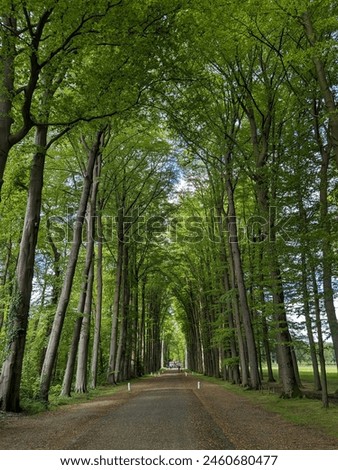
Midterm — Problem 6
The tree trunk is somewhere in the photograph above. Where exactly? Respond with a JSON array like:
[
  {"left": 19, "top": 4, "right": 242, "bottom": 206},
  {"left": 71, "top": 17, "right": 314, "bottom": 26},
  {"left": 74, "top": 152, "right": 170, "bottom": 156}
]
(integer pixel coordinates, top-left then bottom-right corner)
[
  {"left": 262, "top": 317, "right": 275, "bottom": 383},
  {"left": 60, "top": 232, "right": 96, "bottom": 396},
  {"left": 270, "top": 261, "right": 302, "bottom": 397},
  {"left": 222, "top": 261, "right": 241, "bottom": 384},
  {"left": 300, "top": 251, "right": 321, "bottom": 390},
  {"left": 225, "top": 171, "right": 260, "bottom": 389},
  {"left": 0, "top": 240, "right": 12, "bottom": 332},
  {"left": 61, "top": 316, "right": 83, "bottom": 397},
  {"left": 46, "top": 217, "right": 62, "bottom": 304},
  {"left": 265, "top": 213, "right": 301, "bottom": 397},
  {"left": 107, "top": 206, "right": 124, "bottom": 384},
  {"left": 39, "top": 219, "right": 62, "bottom": 371},
  {"left": 61, "top": 157, "right": 100, "bottom": 396},
  {"left": 256, "top": 242, "right": 275, "bottom": 383},
  {"left": 255, "top": 177, "right": 301, "bottom": 397},
  {"left": 296, "top": 175, "right": 320, "bottom": 389},
  {"left": 227, "top": 236, "right": 249, "bottom": 387},
  {"left": 131, "top": 265, "right": 139, "bottom": 378},
  {"left": 311, "top": 265, "right": 329, "bottom": 408},
  {"left": 75, "top": 258, "right": 94, "bottom": 393},
  {"left": 39, "top": 130, "right": 104, "bottom": 403},
  {"left": 290, "top": 345, "right": 302, "bottom": 389},
  {"left": 139, "top": 278, "right": 146, "bottom": 372},
  {"left": 0, "top": 125, "right": 47, "bottom": 412},
  {"left": 114, "top": 244, "right": 129, "bottom": 383},
  {"left": 216, "top": 203, "right": 240, "bottom": 383},
  {"left": 91, "top": 201, "right": 103, "bottom": 389}
]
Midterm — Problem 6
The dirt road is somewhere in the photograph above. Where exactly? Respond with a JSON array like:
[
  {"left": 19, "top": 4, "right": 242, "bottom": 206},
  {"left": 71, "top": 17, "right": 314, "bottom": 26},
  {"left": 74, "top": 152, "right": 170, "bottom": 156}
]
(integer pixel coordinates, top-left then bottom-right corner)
[{"left": 0, "top": 372, "right": 337, "bottom": 450}]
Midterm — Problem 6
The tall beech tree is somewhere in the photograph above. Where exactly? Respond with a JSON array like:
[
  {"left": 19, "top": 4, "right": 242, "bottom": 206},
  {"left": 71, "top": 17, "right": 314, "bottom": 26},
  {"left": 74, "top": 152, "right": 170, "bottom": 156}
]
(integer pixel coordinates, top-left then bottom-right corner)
[
  {"left": 39, "top": 129, "right": 106, "bottom": 403},
  {"left": 0, "top": 57, "right": 71, "bottom": 410},
  {"left": 0, "top": 124, "right": 47, "bottom": 411},
  {"left": 61, "top": 155, "right": 101, "bottom": 396}
]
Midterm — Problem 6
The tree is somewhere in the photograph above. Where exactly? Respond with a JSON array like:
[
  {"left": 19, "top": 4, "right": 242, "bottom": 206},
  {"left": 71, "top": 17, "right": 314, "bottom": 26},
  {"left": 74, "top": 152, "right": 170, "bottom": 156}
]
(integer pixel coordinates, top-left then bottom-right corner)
[
  {"left": 0, "top": 124, "right": 47, "bottom": 411},
  {"left": 40, "top": 128, "right": 106, "bottom": 403}
]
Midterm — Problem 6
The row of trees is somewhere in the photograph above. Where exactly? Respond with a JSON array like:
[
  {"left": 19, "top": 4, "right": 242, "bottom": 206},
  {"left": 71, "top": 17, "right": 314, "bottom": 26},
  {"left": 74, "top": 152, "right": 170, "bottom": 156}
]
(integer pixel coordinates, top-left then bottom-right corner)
[
  {"left": 165, "top": 0, "right": 338, "bottom": 406},
  {"left": 0, "top": 113, "right": 177, "bottom": 410},
  {"left": 0, "top": 0, "right": 337, "bottom": 412},
  {"left": 0, "top": 0, "right": 181, "bottom": 412}
]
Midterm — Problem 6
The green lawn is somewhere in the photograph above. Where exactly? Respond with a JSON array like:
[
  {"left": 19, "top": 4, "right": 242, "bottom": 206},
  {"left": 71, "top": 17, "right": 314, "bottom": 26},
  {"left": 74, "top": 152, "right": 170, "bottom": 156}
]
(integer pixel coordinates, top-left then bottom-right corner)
[{"left": 295, "top": 365, "right": 338, "bottom": 393}]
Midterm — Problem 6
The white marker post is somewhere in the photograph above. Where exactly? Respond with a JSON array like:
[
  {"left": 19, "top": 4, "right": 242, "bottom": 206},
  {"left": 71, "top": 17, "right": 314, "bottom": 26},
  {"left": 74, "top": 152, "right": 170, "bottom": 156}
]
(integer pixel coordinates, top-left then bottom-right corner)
[
  {"left": 197, "top": 381, "right": 201, "bottom": 389},
  {"left": 128, "top": 383, "right": 131, "bottom": 392}
]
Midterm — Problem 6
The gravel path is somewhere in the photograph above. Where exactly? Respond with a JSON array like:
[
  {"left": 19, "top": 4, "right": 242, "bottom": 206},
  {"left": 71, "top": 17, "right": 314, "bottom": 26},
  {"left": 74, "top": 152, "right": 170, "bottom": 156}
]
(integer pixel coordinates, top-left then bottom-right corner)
[{"left": 0, "top": 372, "right": 337, "bottom": 450}]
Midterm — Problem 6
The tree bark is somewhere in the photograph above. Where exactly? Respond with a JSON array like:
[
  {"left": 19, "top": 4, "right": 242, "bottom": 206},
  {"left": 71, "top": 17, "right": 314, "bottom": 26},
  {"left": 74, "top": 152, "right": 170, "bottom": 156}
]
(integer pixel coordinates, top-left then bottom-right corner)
[
  {"left": 130, "top": 259, "right": 139, "bottom": 378},
  {"left": 74, "top": 258, "right": 94, "bottom": 393},
  {"left": 46, "top": 217, "right": 62, "bottom": 304},
  {"left": 0, "top": 124, "right": 47, "bottom": 412},
  {"left": 0, "top": 240, "right": 12, "bottom": 332},
  {"left": 90, "top": 200, "right": 103, "bottom": 388},
  {"left": 114, "top": 244, "right": 130, "bottom": 383},
  {"left": 60, "top": 316, "right": 83, "bottom": 397},
  {"left": 139, "top": 278, "right": 146, "bottom": 372},
  {"left": 228, "top": 253, "right": 249, "bottom": 387},
  {"left": 107, "top": 206, "right": 124, "bottom": 384},
  {"left": 311, "top": 264, "right": 329, "bottom": 408}
]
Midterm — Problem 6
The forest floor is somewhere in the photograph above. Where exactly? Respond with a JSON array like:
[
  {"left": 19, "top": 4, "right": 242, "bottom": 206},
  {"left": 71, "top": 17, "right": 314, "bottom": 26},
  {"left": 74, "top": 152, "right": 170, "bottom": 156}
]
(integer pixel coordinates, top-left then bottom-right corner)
[{"left": 0, "top": 371, "right": 337, "bottom": 450}]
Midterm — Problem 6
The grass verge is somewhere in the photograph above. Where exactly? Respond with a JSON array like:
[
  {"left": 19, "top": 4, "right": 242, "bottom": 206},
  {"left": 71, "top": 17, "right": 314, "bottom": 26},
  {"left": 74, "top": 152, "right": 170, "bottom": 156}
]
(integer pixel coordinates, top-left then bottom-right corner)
[
  {"left": 196, "top": 373, "right": 338, "bottom": 440},
  {"left": 20, "top": 380, "right": 137, "bottom": 415}
]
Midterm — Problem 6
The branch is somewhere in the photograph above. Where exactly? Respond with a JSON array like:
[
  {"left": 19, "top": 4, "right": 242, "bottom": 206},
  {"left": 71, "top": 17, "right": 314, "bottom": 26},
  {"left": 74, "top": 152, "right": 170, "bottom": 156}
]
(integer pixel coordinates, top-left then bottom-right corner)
[
  {"left": 45, "top": 84, "right": 147, "bottom": 127},
  {"left": 39, "top": 1, "right": 123, "bottom": 69},
  {"left": 23, "top": 7, "right": 34, "bottom": 38},
  {"left": 8, "top": 9, "right": 54, "bottom": 146},
  {"left": 46, "top": 126, "right": 72, "bottom": 150}
]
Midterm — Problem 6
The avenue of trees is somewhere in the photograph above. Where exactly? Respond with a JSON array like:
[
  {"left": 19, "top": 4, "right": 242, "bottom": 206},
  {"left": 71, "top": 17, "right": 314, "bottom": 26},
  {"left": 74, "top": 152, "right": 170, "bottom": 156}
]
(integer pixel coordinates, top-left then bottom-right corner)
[{"left": 0, "top": 0, "right": 337, "bottom": 412}]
